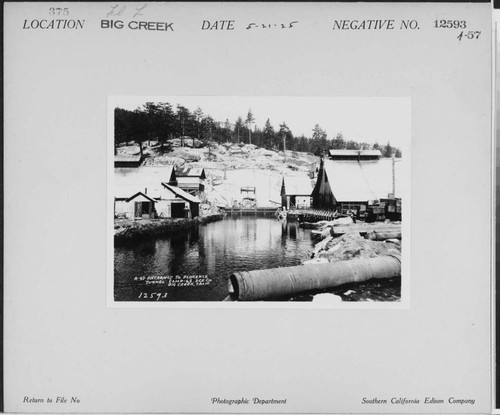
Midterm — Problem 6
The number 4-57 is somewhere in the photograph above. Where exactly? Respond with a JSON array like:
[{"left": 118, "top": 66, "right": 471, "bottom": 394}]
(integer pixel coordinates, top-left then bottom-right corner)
[{"left": 457, "top": 31, "right": 480, "bottom": 41}]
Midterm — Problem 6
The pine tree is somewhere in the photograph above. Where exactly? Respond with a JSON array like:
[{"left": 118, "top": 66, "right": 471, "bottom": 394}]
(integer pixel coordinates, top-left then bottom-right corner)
[
  {"left": 382, "top": 141, "right": 394, "bottom": 157},
  {"left": 279, "top": 122, "right": 291, "bottom": 162},
  {"left": 245, "top": 109, "right": 255, "bottom": 144},
  {"left": 263, "top": 118, "right": 275, "bottom": 149},
  {"left": 331, "top": 132, "right": 345, "bottom": 149},
  {"left": 234, "top": 117, "right": 244, "bottom": 144}
]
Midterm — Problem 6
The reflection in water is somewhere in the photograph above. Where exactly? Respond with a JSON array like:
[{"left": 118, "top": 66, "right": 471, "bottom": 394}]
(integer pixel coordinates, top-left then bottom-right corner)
[{"left": 114, "top": 216, "right": 315, "bottom": 301}]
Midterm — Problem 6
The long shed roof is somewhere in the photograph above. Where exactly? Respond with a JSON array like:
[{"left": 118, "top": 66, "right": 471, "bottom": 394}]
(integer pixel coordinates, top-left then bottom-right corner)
[
  {"left": 114, "top": 166, "right": 176, "bottom": 199},
  {"left": 328, "top": 149, "right": 382, "bottom": 159},
  {"left": 162, "top": 183, "right": 201, "bottom": 204},
  {"left": 115, "top": 155, "right": 143, "bottom": 163},
  {"left": 323, "top": 158, "right": 402, "bottom": 202}
]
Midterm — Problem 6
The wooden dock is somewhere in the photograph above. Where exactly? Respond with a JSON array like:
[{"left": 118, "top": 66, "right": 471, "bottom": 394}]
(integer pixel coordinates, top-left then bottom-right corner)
[
  {"left": 287, "top": 209, "right": 338, "bottom": 222},
  {"left": 226, "top": 207, "right": 278, "bottom": 215}
]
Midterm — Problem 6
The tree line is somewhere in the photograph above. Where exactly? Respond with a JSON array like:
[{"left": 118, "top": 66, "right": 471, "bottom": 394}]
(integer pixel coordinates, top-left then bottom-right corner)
[{"left": 115, "top": 102, "right": 402, "bottom": 158}]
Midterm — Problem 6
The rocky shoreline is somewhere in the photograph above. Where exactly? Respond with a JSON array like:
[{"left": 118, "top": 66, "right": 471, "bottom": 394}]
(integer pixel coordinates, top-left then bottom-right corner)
[
  {"left": 114, "top": 213, "right": 224, "bottom": 245},
  {"left": 296, "top": 228, "right": 402, "bottom": 302}
]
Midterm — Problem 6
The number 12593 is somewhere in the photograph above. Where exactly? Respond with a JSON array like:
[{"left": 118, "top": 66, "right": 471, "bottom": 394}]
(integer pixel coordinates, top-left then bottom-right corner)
[{"left": 434, "top": 20, "right": 466, "bottom": 29}]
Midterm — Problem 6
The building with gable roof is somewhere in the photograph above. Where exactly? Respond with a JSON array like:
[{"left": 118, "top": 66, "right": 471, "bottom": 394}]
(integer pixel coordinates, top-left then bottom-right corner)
[
  {"left": 114, "top": 191, "right": 157, "bottom": 220},
  {"left": 312, "top": 150, "right": 403, "bottom": 217},
  {"left": 175, "top": 166, "right": 206, "bottom": 196},
  {"left": 114, "top": 166, "right": 201, "bottom": 219},
  {"left": 280, "top": 176, "right": 313, "bottom": 209}
]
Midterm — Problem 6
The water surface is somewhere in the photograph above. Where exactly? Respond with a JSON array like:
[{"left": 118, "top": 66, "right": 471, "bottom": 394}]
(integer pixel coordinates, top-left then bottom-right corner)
[{"left": 114, "top": 216, "right": 315, "bottom": 301}]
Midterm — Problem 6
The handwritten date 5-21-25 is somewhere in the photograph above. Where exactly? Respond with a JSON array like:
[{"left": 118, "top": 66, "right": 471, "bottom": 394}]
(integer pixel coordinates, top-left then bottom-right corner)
[{"left": 246, "top": 21, "right": 298, "bottom": 30}]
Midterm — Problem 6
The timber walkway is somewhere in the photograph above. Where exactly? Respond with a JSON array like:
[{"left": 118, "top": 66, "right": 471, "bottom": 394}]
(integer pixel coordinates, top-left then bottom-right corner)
[
  {"left": 286, "top": 209, "right": 337, "bottom": 222},
  {"left": 225, "top": 207, "right": 278, "bottom": 215}
]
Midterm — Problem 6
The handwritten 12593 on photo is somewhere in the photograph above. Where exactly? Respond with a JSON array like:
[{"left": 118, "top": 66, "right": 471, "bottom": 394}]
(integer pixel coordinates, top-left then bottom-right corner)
[{"left": 110, "top": 96, "right": 410, "bottom": 304}]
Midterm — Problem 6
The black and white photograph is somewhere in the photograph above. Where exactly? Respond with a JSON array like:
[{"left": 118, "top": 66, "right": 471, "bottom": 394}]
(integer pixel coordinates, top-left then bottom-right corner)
[
  {"left": 5, "top": 1, "right": 493, "bottom": 413},
  {"left": 111, "top": 97, "right": 410, "bottom": 304}
]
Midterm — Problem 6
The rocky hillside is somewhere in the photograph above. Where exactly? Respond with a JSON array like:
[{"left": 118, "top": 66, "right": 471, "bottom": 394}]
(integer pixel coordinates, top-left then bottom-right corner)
[{"left": 117, "top": 140, "right": 318, "bottom": 208}]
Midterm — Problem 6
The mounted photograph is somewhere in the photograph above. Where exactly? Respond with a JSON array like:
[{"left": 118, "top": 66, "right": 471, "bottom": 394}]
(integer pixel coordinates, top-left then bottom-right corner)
[{"left": 109, "top": 96, "right": 410, "bottom": 305}]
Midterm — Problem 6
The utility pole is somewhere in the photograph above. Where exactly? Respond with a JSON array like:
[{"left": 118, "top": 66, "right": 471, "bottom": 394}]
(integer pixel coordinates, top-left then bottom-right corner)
[
  {"left": 392, "top": 153, "right": 395, "bottom": 196},
  {"left": 391, "top": 152, "right": 402, "bottom": 197}
]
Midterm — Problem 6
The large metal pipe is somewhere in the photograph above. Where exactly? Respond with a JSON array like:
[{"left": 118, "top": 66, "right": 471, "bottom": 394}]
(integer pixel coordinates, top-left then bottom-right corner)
[{"left": 229, "top": 255, "right": 401, "bottom": 301}]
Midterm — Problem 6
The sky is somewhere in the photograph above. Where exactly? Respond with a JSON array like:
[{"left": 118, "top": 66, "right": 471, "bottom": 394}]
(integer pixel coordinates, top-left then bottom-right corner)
[{"left": 113, "top": 96, "right": 410, "bottom": 149}]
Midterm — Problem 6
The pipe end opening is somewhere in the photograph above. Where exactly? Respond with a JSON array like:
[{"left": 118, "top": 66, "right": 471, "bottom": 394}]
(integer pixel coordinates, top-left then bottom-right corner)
[{"left": 229, "top": 274, "right": 240, "bottom": 299}]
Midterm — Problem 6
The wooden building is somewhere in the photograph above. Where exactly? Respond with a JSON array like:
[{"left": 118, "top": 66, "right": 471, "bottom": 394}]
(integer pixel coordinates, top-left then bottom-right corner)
[
  {"left": 114, "top": 166, "right": 200, "bottom": 219},
  {"left": 312, "top": 150, "right": 402, "bottom": 217},
  {"left": 175, "top": 167, "right": 206, "bottom": 196},
  {"left": 114, "top": 154, "right": 143, "bottom": 168},
  {"left": 115, "top": 192, "right": 156, "bottom": 220},
  {"left": 281, "top": 176, "right": 313, "bottom": 210},
  {"left": 328, "top": 149, "right": 382, "bottom": 161},
  {"left": 157, "top": 183, "right": 200, "bottom": 219}
]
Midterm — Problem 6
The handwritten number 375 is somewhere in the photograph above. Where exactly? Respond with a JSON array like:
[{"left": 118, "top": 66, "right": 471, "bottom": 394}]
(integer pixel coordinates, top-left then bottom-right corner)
[{"left": 49, "top": 8, "right": 69, "bottom": 16}]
